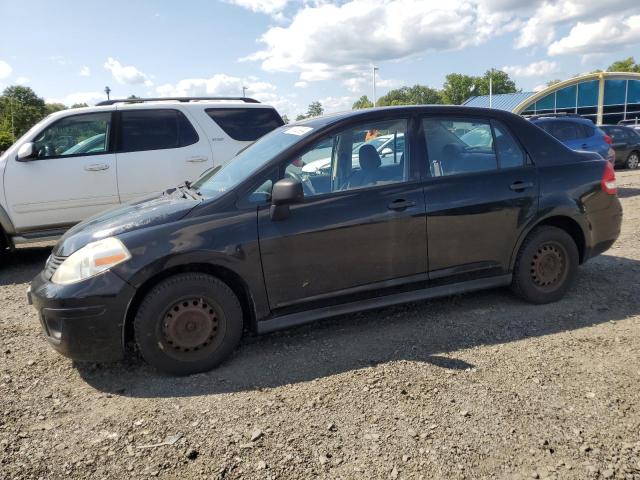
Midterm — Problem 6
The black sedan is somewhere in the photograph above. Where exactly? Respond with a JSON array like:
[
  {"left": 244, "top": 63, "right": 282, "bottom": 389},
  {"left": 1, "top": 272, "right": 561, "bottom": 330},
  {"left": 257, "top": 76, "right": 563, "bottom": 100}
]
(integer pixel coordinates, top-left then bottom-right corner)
[{"left": 600, "top": 124, "right": 640, "bottom": 169}]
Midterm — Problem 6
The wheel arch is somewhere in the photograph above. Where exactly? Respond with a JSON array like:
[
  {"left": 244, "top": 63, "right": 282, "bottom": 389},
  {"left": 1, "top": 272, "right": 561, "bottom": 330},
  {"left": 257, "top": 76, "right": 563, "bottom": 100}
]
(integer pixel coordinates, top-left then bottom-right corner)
[
  {"left": 123, "top": 263, "right": 258, "bottom": 353},
  {"left": 509, "top": 214, "right": 587, "bottom": 271}
]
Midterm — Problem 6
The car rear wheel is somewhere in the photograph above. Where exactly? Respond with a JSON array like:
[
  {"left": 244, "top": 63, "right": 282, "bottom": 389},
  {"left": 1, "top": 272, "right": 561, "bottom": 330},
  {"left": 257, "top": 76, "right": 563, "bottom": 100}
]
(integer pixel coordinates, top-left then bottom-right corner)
[
  {"left": 134, "top": 273, "right": 243, "bottom": 375},
  {"left": 511, "top": 226, "right": 579, "bottom": 304},
  {"left": 625, "top": 151, "right": 639, "bottom": 169}
]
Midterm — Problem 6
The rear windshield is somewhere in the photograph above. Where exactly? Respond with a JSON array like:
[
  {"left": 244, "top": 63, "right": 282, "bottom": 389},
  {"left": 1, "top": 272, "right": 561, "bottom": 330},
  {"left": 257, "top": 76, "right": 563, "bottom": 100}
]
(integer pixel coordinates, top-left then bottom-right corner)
[{"left": 206, "top": 108, "right": 284, "bottom": 141}]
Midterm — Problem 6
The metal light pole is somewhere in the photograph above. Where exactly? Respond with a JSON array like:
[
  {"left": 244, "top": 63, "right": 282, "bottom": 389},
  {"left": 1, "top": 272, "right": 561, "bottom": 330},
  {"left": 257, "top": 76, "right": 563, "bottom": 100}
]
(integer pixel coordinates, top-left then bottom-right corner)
[
  {"left": 242, "top": 86, "right": 248, "bottom": 98},
  {"left": 372, "top": 65, "right": 379, "bottom": 107},
  {"left": 489, "top": 68, "right": 494, "bottom": 109},
  {"left": 104, "top": 86, "right": 111, "bottom": 100}
]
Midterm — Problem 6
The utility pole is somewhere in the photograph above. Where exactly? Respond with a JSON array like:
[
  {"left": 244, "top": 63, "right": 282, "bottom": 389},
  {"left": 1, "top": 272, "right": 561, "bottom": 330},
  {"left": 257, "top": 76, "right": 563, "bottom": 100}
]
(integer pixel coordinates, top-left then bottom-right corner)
[
  {"left": 242, "top": 86, "right": 248, "bottom": 98},
  {"left": 489, "top": 68, "right": 493, "bottom": 108},
  {"left": 372, "top": 65, "right": 379, "bottom": 107},
  {"left": 104, "top": 86, "right": 111, "bottom": 100}
]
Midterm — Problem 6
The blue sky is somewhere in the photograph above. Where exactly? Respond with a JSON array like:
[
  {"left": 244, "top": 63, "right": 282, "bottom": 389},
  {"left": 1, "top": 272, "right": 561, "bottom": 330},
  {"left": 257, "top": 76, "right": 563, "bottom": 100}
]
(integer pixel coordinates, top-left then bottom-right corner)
[{"left": 1, "top": 0, "right": 639, "bottom": 117}]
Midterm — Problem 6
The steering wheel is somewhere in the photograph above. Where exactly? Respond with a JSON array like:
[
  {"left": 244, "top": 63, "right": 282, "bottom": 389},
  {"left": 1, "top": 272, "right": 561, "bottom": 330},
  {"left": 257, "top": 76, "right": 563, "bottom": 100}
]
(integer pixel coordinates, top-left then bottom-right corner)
[{"left": 285, "top": 171, "right": 316, "bottom": 196}]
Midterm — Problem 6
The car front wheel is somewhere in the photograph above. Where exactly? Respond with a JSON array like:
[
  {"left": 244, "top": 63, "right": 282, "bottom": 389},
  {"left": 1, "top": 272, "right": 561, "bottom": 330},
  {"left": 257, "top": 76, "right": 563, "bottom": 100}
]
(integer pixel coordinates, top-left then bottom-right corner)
[
  {"left": 511, "top": 226, "right": 579, "bottom": 304},
  {"left": 134, "top": 273, "right": 243, "bottom": 375}
]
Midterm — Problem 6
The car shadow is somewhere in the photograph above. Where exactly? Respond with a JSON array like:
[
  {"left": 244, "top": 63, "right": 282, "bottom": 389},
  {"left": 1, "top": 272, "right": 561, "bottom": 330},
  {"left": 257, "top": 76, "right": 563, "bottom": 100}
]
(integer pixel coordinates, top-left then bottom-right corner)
[
  {"left": 617, "top": 186, "right": 640, "bottom": 198},
  {"left": 0, "top": 246, "right": 51, "bottom": 286},
  {"left": 76, "top": 253, "right": 640, "bottom": 398}
]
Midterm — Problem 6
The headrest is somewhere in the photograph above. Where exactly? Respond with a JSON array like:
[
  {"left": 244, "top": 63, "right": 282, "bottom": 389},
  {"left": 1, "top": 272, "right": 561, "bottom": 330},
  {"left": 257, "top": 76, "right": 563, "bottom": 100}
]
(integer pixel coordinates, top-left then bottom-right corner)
[{"left": 358, "top": 144, "right": 382, "bottom": 171}]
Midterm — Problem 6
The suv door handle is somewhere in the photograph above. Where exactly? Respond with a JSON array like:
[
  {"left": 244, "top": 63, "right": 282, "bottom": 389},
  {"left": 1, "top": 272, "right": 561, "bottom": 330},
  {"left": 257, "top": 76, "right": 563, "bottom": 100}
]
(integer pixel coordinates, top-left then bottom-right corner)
[
  {"left": 84, "top": 163, "right": 109, "bottom": 171},
  {"left": 509, "top": 181, "right": 534, "bottom": 191},
  {"left": 186, "top": 156, "right": 208, "bottom": 163},
  {"left": 388, "top": 199, "right": 416, "bottom": 211}
]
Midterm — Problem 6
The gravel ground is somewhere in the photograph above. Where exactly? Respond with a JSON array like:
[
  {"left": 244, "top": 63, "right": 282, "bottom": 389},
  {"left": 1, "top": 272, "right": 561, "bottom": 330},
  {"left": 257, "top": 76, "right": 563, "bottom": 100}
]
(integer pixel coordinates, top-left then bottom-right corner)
[{"left": 1, "top": 171, "right": 639, "bottom": 480}]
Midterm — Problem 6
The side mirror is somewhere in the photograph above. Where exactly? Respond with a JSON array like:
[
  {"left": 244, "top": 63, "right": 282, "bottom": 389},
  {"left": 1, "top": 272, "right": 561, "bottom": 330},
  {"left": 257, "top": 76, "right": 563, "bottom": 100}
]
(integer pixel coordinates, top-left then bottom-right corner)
[
  {"left": 380, "top": 147, "right": 393, "bottom": 156},
  {"left": 16, "top": 142, "right": 35, "bottom": 162},
  {"left": 270, "top": 177, "right": 303, "bottom": 221}
]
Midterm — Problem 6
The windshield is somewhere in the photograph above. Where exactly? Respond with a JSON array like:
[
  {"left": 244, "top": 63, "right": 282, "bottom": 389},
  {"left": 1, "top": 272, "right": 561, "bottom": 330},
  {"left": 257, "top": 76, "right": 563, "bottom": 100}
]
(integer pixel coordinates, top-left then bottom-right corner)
[{"left": 193, "top": 125, "right": 313, "bottom": 199}]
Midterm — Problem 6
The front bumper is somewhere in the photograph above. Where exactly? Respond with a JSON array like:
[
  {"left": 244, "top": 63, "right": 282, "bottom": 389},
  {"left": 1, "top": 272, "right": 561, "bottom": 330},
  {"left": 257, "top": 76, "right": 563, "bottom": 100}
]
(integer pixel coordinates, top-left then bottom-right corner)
[{"left": 28, "top": 270, "right": 136, "bottom": 362}]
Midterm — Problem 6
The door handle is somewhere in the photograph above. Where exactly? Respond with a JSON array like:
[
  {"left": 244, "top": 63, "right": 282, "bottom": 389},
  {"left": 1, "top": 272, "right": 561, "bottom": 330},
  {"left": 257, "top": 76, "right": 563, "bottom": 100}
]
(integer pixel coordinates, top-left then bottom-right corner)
[
  {"left": 186, "top": 156, "right": 208, "bottom": 163},
  {"left": 581, "top": 143, "right": 589, "bottom": 149},
  {"left": 387, "top": 199, "right": 416, "bottom": 211},
  {"left": 84, "top": 163, "right": 109, "bottom": 171},
  {"left": 509, "top": 181, "right": 534, "bottom": 191}
]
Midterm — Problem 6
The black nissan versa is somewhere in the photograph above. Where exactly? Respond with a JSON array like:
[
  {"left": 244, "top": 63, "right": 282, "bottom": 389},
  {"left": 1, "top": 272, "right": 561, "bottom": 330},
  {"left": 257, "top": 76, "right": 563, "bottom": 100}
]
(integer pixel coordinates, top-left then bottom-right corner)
[{"left": 28, "top": 106, "right": 622, "bottom": 375}]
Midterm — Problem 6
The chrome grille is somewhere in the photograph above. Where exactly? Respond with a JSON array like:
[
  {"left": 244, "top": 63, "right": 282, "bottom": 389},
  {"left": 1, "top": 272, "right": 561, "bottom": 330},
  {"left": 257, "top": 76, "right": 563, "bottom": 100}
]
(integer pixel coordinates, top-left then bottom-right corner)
[{"left": 44, "top": 254, "right": 66, "bottom": 279}]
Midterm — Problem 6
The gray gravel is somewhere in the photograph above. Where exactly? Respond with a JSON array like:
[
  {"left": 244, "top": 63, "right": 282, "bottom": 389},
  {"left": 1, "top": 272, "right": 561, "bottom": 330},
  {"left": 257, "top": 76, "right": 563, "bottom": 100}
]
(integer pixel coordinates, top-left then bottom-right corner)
[{"left": 1, "top": 171, "right": 639, "bottom": 479}]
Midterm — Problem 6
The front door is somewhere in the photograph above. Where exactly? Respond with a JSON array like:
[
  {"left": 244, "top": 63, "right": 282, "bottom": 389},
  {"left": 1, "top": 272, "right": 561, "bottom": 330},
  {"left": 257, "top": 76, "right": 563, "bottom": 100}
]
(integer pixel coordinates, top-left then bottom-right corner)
[
  {"left": 4, "top": 111, "right": 119, "bottom": 231},
  {"left": 421, "top": 116, "right": 538, "bottom": 279},
  {"left": 257, "top": 118, "right": 427, "bottom": 310}
]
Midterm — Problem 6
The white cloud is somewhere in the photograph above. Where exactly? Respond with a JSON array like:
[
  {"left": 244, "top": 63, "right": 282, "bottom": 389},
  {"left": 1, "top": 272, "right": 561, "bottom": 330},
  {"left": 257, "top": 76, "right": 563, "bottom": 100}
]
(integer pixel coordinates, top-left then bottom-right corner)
[
  {"left": 46, "top": 91, "right": 106, "bottom": 106},
  {"left": 244, "top": 0, "right": 512, "bottom": 83},
  {"left": 15, "top": 76, "right": 30, "bottom": 85},
  {"left": 319, "top": 95, "right": 355, "bottom": 113},
  {"left": 502, "top": 60, "right": 559, "bottom": 78},
  {"left": 0, "top": 60, "right": 12, "bottom": 79},
  {"left": 224, "top": 0, "right": 289, "bottom": 15},
  {"left": 549, "top": 15, "right": 640, "bottom": 55},
  {"left": 104, "top": 57, "right": 152, "bottom": 86},
  {"left": 79, "top": 66, "right": 91, "bottom": 77},
  {"left": 48, "top": 55, "right": 67, "bottom": 66},
  {"left": 294, "top": 81, "right": 308, "bottom": 88},
  {"left": 533, "top": 83, "right": 547, "bottom": 92}
]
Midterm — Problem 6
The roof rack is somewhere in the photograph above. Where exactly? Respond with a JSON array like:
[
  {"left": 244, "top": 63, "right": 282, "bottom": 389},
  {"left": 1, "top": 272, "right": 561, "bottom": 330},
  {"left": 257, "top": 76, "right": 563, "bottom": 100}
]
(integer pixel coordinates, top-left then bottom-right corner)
[
  {"left": 95, "top": 96, "right": 260, "bottom": 106},
  {"left": 526, "top": 113, "right": 582, "bottom": 120}
]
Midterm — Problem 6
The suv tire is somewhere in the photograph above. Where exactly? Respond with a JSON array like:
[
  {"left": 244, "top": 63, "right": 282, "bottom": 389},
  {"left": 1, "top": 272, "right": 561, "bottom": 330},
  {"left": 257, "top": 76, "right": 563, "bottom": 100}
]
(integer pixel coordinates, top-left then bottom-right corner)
[
  {"left": 511, "top": 226, "right": 579, "bottom": 304},
  {"left": 134, "top": 273, "right": 243, "bottom": 375}
]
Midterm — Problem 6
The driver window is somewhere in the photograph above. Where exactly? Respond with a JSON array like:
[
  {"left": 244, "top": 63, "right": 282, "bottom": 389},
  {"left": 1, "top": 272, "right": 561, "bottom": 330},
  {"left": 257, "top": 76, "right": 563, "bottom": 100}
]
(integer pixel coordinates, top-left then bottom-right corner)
[
  {"left": 282, "top": 119, "right": 408, "bottom": 197},
  {"left": 33, "top": 112, "right": 111, "bottom": 159},
  {"left": 423, "top": 118, "right": 497, "bottom": 177}
]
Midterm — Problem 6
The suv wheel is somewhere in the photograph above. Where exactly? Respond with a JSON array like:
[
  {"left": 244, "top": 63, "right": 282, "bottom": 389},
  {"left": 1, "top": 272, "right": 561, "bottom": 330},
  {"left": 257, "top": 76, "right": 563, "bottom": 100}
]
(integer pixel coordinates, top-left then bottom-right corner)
[
  {"left": 511, "top": 226, "right": 579, "bottom": 304},
  {"left": 625, "top": 151, "right": 639, "bottom": 169},
  {"left": 134, "top": 273, "right": 243, "bottom": 375}
]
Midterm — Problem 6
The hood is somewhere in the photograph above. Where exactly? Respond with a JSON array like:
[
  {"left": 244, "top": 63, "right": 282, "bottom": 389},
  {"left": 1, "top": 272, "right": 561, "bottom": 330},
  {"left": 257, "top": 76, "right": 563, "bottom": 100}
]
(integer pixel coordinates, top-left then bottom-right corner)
[{"left": 54, "top": 189, "right": 201, "bottom": 256}]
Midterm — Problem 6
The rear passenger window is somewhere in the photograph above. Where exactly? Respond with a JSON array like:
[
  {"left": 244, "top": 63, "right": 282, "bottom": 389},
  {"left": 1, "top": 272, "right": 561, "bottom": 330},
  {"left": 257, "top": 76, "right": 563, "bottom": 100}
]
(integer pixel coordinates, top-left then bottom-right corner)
[
  {"left": 550, "top": 123, "right": 580, "bottom": 141},
  {"left": 206, "top": 108, "right": 284, "bottom": 141},
  {"left": 119, "top": 109, "right": 199, "bottom": 152},
  {"left": 493, "top": 123, "right": 525, "bottom": 169},
  {"left": 423, "top": 118, "right": 497, "bottom": 177}
]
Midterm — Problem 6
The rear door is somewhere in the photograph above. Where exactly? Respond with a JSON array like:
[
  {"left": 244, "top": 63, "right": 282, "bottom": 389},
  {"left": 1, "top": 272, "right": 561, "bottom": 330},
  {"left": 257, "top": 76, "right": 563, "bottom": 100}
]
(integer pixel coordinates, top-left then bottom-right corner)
[
  {"left": 115, "top": 108, "right": 212, "bottom": 202},
  {"left": 421, "top": 116, "right": 538, "bottom": 280},
  {"left": 4, "top": 111, "right": 119, "bottom": 231}
]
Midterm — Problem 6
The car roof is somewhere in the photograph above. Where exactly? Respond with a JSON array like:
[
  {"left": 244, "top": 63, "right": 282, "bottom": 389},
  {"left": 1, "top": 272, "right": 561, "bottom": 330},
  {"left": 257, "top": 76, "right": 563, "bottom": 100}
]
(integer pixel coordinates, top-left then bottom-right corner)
[{"left": 530, "top": 116, "right": 593, "bottom": 125}]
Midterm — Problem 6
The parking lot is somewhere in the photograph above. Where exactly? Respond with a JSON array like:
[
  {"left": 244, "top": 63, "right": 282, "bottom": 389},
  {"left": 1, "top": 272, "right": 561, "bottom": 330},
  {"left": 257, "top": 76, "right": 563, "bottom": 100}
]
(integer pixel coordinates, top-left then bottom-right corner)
[{"left": 0, "top": 170, "right": 638, "bottom": 479}]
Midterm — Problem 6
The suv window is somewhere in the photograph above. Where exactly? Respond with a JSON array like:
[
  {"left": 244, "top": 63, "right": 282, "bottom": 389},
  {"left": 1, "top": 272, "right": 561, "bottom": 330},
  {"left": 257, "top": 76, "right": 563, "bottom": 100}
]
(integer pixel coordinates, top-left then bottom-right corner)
[
  {"left": 550, "top": 122, "right": 581, "bottom": 141},
  {"left": 423, "top": 118, "right": 497, "bottom": 176},
  {"left": 206, "top": 108, "right": 284, "bottom": 141},
  {"left": 33, "top": 112, "right": 111, "bottom": 159},
  {"left": 280, "top": 119, "right": 408, "bottom": 197},
  {"left": 119, "top": 109, "right": 199, "bottom": 152}
]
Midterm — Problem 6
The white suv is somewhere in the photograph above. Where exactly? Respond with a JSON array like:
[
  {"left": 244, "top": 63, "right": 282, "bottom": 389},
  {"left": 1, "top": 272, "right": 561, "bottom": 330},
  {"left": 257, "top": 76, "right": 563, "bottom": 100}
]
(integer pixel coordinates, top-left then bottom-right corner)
[{"left": 0, "top": 97, "right": 283, "bottom": 249}]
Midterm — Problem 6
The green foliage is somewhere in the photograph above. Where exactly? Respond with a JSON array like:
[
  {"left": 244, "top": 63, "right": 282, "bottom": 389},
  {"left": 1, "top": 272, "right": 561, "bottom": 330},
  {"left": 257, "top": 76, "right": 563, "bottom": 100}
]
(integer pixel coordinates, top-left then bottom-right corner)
[
  {"left": 352, "top": 95, "right": 374, "bottom": 109},
  {"left": 71, "top": 103, "right": 89, "bottom": 108},
  {"left": 377, "top": 85, "right": 443, "bottom": 106},
  {"left": 607, "top": 57, "right": 640, "bottom": 73},
  {"left": 475, "top": 70, "right": 518, "bottom": 96},
  {"left": 441, "top": 73, "right": 480, "bottom": 105},
  {"left": 0, "top": 130, "right": 13, "bottom": 152},
  {"left": 0, "top": 86, "right": 47, "bottom": 142},
  {"left": 296, "top": 101, "right": 324, "bottom": 120},
  {"left": 45, "top": 103, "right": 67, "bottom": 115}
]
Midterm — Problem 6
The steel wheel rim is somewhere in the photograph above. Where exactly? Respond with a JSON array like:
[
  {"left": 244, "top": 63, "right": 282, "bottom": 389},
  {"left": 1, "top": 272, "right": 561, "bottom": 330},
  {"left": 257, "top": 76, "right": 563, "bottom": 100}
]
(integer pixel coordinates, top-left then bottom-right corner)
[
  {"left": 161, "top": 297, "right": 220, "bottom": 357},
  {"left": 530, "top": 242, "right": 567, "bottom": 289}
]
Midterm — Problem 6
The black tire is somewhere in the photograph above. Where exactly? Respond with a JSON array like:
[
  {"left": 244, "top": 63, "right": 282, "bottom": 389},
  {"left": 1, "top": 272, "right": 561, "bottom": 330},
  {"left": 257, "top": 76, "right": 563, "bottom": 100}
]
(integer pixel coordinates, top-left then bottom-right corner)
[
  {"left": 511, "top": 226, "right": 579, "bottom": 304},
  {"left": 134, "top": 273, "right": 243, "bottom": 375},
  {"left": 625, "top": 151, "right": 639, "bottom": 170}
]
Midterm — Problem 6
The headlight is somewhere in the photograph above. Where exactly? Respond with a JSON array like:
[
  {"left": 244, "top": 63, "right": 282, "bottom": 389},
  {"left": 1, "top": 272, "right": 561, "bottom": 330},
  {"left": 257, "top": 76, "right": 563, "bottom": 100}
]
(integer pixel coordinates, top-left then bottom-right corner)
[{"left": 51, "top": 237, "right": 131, "bottom": 285}]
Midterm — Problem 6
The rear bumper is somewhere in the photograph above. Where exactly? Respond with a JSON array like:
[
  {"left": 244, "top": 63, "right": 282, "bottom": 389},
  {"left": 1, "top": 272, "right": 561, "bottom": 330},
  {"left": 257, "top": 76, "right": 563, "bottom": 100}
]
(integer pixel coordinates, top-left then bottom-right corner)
[
  {"left": 29, "top": 270, "right": 136, "bottom": 362},
  {"left": 584, "top": 197, "right": 623, "bottom": 261}
]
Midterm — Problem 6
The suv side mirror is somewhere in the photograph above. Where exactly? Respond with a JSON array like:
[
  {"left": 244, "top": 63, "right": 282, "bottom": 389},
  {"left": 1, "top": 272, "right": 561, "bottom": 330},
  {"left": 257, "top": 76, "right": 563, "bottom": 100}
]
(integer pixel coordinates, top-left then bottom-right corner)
[
  {"left": 16, "top": 142, "right": 35, "bottom": 162},
  {"left": 270, "top": 177, "right": 303, "bottom": 221}
]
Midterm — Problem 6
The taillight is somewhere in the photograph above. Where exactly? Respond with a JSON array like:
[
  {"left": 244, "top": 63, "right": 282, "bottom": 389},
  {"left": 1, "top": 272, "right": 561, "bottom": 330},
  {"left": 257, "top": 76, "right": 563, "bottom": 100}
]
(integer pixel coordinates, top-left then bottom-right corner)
[
  {"left": 601, "top": 161, "right": 617, "bottom": 195},
  {"left": 603, "top": 134, "right": 613, "bottom": 145}
]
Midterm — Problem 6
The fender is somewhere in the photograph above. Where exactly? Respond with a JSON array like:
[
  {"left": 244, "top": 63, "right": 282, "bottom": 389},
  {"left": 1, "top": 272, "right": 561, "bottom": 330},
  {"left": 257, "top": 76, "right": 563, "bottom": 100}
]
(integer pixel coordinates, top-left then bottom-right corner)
[{"left": 0, "top": 204, "right": 15, "bottom": 235}]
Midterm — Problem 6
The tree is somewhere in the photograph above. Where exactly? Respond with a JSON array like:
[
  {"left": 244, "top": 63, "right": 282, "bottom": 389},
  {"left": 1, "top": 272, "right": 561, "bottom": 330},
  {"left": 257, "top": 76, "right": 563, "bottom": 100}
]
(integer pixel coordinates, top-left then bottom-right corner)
[
  {"left": 127, "top": 94, "right": 141, "bottom": 99},
  {"left": 607, "top": 57, "right": 640, "bottom": 73},
  {"left": 295, "top": 101, "right": 324, "bottom": 121},
  {"left": 45, "top": 103, "right": 67, "bottom": 115},
  {"left": 546, "top": 79, "right": 562, "bottom": 87},
  {"left": 352, "top": 95, "right": 374, "bottom": 109},
  {"left": 441, "top": 73, "right": 479, "bottom": 105},
  {"left": 0, "top": 86, "right": 47, "bottom": 141},
  {"left": 377, "top": 85, "right": 443, "bottom": 106},
  {"left": 71, "top": 103, "right": 89, "bottom": 108},
  {"left": 476, "top": 70, "right": 518, "bottom": 96},
  {"left": 281, "top": 114, "right": 290, "bottom": 124}
]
